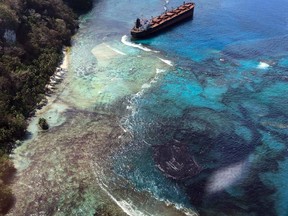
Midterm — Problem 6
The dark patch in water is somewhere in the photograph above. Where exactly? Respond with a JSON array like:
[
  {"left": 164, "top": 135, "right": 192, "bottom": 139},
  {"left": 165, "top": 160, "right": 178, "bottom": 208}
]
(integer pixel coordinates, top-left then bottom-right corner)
[
  {"left": 185, "top": 178, "right": 208, "bottom": 207},
  {"left": 223, "top": 35, "right": 288, "bottom": 59},
  {"left": 242, "top": 175, "right": 277, "bottom": 216},
  {"left": 145, "top": 104, "right": 277, "bottom": 215},
  {"left": 152, "top": 143, "right": 202, "bottom": 180}
]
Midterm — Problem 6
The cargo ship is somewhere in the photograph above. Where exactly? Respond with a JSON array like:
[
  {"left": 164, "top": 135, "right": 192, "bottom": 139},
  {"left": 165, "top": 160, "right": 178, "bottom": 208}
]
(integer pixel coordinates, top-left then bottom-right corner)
[{"left": 131, "top": 2, "right": 195, "bottom": 39}]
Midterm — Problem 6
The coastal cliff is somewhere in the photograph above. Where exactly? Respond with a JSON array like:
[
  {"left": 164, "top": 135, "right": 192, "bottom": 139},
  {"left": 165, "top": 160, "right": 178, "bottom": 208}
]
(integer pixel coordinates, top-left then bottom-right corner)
[{"left": 0, "top": 0, "right": 92, "bottom": 214}]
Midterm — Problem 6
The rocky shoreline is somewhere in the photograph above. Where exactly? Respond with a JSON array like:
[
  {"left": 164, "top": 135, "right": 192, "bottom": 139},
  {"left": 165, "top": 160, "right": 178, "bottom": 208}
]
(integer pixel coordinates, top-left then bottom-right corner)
[{"left": 0, "top": 1, "right": 93, "bottom": 214}]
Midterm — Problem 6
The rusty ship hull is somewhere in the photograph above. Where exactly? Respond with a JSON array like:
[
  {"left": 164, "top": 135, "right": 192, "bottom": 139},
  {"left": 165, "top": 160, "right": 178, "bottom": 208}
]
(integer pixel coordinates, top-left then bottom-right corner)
[{"left": 131, "top": 2, "right": 195, "bottom": 39}]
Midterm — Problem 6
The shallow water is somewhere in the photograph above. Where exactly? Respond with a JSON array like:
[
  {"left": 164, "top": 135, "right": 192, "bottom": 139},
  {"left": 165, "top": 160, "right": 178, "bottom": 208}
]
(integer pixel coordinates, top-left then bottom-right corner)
[{"left": 10, "top": 0, "right": 288, "bottom": 215}]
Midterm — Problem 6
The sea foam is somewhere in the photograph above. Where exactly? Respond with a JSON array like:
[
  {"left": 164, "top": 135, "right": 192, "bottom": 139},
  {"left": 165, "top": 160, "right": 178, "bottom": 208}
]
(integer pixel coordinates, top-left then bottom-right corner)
[
  {"left": 105, "top": 43, "right": 127, "bottom": 55},
  {"left": 121, "top": 35, "right": 157, "bottom": 52},
  {"left": 99, "top": 181, "right": 147, "bottom": 216},
  {"left": 158, "top": 57, "right": 174, "bottom": 66}
]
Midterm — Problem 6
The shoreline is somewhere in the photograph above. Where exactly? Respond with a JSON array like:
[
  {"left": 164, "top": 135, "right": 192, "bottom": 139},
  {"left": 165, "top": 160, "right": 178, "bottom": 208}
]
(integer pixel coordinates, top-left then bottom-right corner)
[
  {"left": 0, "top": 0, "right": 93, "bottom": 214},
  {"left": 0, "top": 46, "right": 71, "bottom": 216},
  {"left": 7, "top": 35, "right": 199, "bottom": 215},
  {"left": 22, "top": 48, "right": 71, "bottom": 142}
]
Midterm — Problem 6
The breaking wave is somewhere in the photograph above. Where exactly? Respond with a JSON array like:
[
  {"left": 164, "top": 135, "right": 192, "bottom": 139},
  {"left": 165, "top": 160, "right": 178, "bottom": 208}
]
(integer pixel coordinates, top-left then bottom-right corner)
[
  {"left": 158, "top": 57, "right": 174, "bottom": 66},
  {"left": 121, "top": 35, "right": 159, "bottom": 52}
]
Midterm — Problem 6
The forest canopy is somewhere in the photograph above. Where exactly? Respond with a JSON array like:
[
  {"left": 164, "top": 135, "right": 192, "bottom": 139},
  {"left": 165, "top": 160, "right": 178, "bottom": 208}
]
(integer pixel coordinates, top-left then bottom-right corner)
[
  {"left": 0, "top": 0, "right": 92, "bottom": 152},
  {"left": 0, "top": 0, "right": 92, "bottom": 214}
]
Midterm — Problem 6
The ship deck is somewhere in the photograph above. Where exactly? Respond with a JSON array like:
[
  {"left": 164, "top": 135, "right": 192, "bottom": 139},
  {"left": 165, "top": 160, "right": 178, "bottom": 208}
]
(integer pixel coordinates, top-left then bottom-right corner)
[{"left": 150, "top": 3, "right": 194, "bottom": 28}]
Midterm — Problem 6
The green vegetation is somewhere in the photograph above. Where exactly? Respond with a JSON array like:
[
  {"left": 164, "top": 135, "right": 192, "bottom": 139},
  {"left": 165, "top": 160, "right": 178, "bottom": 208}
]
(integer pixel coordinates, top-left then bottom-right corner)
[
  {"left": 0, "top": 0, "right": 93, "bottom": 213},
  {"left": 0, "top": 0, "right": 76, "bottom": 151},
  {"left": 64, "top": 0, "right": 93, "bottom": 13},
  {"left": 0, "top": 0, "right": 93, "bottom": 151}
]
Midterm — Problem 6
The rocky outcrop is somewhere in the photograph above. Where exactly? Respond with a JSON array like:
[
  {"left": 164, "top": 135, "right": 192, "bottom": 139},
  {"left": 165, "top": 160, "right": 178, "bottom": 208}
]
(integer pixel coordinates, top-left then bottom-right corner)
[{"left": 38, "top": 118, "right": 49, "bottom": 130}]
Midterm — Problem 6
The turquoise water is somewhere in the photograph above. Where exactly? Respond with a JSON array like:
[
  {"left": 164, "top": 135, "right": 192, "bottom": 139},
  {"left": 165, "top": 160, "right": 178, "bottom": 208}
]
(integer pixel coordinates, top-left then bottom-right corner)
[
  {"left": 108, "top": 0, "right": 288, "bottom": 215},
  {"left": 10, "top": 0, "right": 288, "bottom": 215}
]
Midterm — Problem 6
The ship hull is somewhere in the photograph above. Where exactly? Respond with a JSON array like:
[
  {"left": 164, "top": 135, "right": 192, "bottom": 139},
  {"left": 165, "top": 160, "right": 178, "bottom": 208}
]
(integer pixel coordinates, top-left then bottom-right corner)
[{"left": 131, "top": 6, "right": 194, "bottom": 39}]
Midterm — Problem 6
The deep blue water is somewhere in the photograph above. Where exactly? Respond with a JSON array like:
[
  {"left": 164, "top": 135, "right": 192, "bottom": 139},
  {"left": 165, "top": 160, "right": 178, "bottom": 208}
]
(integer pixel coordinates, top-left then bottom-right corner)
[{"left": 84, "top": 0, "right": 288, "bottom": 215}]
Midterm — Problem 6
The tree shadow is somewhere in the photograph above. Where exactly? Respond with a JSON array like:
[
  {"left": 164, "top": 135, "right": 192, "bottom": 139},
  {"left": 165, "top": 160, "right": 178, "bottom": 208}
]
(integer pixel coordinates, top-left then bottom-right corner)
[{"left": 0, "top": 155, "right": 16, "bottom": 215}]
